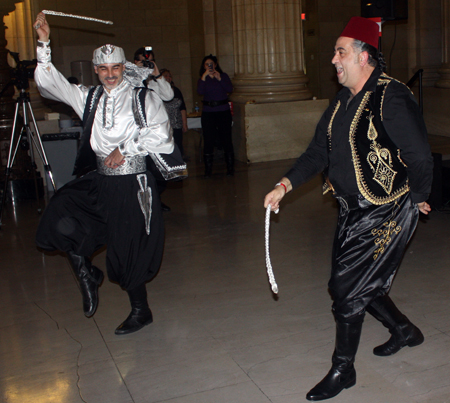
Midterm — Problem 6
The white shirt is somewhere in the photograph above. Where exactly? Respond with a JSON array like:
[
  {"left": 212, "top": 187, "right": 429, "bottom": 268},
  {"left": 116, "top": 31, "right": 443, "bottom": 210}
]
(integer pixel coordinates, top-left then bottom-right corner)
[
  {"left": 34, "top": 41, "right": 174, "bottom": 159},
  {"left": 147, "top": 76, "right": 174, "bottom": 102}
]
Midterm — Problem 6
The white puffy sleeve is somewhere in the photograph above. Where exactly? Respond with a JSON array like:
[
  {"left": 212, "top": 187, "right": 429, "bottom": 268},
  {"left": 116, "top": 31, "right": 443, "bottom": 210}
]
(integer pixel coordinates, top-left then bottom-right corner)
[
  {"left": 146, "top": 77, "right": 174, "bottom": 101},
  {"left": 119, "top": 88, "right": 174, "bottom": 156},
  {"left": 34, "top": 41, "right": 89, "bottom": 119}
]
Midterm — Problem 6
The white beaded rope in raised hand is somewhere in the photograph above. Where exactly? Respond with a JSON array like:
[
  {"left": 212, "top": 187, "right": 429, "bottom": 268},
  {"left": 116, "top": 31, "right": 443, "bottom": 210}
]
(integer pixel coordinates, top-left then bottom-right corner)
[
  {"left": 41, "top": 10, "right": 113, "bottom": 25},
  {"left": 265, "top": 204, "right": 279, "bottom": 294}
]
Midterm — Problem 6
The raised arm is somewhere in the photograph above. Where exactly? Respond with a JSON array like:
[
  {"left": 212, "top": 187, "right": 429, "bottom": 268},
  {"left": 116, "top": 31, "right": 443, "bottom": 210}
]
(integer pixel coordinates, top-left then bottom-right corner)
[{"left": 33, "top": 12, "right": 88, "bottom": 118}]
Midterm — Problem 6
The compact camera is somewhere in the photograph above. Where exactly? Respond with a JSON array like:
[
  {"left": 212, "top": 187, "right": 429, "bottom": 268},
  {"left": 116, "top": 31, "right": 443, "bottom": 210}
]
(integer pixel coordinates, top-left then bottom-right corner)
[
  {"left": 142, "top": 46, "right": 155, "bottom": 69},
  {"left": 206, "top": 62, "right": 214, "bottom": 71}
]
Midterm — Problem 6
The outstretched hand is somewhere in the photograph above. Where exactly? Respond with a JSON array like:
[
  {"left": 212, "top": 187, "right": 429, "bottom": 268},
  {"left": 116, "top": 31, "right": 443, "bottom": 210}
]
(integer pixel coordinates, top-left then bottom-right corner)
[
  {"left": 264, "top": 187, "right": 285, "bottom": 212},
  {"left": 34, "top": 12, "right": 50, "bottom": 42},
  {"left": 417, "top": 201, "right": 431, "bottom": 215},
  {"left": 264, "top": 179, "right": 292, "bottom": 212}
]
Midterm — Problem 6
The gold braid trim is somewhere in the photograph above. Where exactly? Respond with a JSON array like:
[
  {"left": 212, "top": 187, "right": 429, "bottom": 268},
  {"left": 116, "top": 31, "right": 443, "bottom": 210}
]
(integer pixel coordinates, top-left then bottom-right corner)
[
  {"left": 379, "top": 79, "right": 388, "bottom": 121},
  {"left": 323, "top": 101, "right": 341, "bottom": 195},
  {"left": 380, "top": 77, "right": 409, "bottom": 167},
  {"left": 327, "top": 100, "right": 341, "bottom": 151},
  {"left": 349, "top": 90, "right": 409, "bottom": 205},
  {"left": 398, "top": 149, "right": 408, "bottom": 167}
]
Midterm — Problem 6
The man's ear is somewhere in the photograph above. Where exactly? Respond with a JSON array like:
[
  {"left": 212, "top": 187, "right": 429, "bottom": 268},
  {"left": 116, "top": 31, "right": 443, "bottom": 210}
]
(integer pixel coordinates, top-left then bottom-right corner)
[
  {"left": 359, "top": 51, "right": 369, "bottom": 66},
  {"left": 94, "top": 66, "right": 98, "bottom": 74}
]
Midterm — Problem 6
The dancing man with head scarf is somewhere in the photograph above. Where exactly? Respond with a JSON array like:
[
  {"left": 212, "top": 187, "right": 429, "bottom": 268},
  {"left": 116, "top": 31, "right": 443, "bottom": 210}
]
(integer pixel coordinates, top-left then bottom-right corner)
[{"left": 33, "top": 12, "right": 186, "bottom": 335}]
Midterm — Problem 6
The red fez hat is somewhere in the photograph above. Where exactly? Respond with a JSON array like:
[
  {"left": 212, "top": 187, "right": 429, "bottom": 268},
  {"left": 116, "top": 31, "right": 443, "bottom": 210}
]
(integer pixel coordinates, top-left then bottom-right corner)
[{"left": 340, "top": 17, "right": 379, "bottom": 49}]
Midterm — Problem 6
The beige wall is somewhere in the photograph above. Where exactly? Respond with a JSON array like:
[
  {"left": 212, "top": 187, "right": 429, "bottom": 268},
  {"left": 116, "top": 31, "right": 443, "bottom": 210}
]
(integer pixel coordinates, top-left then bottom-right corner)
[
  {"left": 4, "top": 0, "right": 449, "bottom": 137},
  {"left": 4, "top": 0, "right": 35, "bottom": 63},
  {"left": 23, "top": 0, "right": 207, "bottom": 113},
  {"left": 303, "top": 0, "right": 443, "bottom": 96}
]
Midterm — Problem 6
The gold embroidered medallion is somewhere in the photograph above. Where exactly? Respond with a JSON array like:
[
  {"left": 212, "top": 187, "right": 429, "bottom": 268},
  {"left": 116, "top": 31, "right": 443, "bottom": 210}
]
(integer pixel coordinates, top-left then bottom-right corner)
[{"left": 366, "top": 112, "right": 397, "bottom": 194}]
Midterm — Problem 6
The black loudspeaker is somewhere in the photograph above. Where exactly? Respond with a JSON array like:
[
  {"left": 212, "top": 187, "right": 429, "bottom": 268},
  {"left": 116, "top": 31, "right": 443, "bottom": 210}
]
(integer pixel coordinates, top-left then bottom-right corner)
[{"left": 361, "top": 0, "right": 408, "bottom": 21}]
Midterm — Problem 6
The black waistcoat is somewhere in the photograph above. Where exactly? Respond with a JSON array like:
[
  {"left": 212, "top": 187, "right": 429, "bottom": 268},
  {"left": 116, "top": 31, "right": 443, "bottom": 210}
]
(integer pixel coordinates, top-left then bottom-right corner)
[{"left": 328, "top": 74, "right": 410, "bottom": 205}]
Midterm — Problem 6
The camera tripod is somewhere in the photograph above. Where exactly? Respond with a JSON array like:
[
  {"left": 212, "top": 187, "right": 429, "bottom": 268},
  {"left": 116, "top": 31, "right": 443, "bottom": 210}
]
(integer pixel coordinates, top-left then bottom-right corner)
[{"left": 0, "top": 88, "right": 57, "bottom": 228}]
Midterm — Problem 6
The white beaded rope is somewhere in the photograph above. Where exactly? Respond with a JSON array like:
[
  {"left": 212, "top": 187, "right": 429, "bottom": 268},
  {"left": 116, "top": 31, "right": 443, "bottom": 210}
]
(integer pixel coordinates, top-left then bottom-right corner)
[
  {"left": 265, "top": 204, "right": 279, "bottom": 294},
  {"left": 41, "top": 10, "right": 113, "bottom": 25}
]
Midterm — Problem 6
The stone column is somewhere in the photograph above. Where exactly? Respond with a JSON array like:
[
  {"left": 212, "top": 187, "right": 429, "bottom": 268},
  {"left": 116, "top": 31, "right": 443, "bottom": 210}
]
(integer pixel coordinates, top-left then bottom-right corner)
[
  {"left": 0, "top": 1, "right": 18, "bottom": 141},
  {"left": 436, "top": 0, "right": 450, "bottom": 88},
  {"left": 230, "top": 0, "right": 311, "bottom": 103}
]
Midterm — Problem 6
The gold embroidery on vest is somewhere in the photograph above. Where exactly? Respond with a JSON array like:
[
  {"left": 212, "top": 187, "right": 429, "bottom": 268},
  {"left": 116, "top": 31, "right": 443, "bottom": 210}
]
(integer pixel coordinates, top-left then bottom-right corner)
[
  {"left": 372, "top": 220, "right": 402, "bottom": 260},
  {"left": 366, "top": 112, "right": 397, "bottom": 194},
  {"left": 348, "top": 82, "right": 409, "bottom": 205},
  {"left": 323, "top": 101, "right": 341, "bottom": 195},
  {"left": 327, "top": 100, "right": 340, "bottom": 151},
  {"left": 397, "top": 149, "right": 408, "bottom": 167}
]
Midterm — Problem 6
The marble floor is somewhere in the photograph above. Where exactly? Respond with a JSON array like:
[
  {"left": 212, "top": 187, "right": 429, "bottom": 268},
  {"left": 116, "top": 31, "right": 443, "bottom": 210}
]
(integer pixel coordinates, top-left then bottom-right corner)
[{"left": 1, "top": 146, "right": 450, "bottom": 403}]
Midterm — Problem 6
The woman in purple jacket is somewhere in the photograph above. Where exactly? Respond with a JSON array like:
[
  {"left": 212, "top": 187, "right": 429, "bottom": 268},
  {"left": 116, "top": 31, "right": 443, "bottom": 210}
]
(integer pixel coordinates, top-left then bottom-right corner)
[{"left": 197, "top": 55, "right": 234, "bottom": 177}]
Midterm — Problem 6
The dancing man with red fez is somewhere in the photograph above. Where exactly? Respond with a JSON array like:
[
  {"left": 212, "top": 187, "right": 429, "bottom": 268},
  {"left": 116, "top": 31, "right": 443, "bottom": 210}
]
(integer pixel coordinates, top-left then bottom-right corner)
[
  {"left": 33, "top": 12, "right": 186, "bottom": 335},
  {"left": 265, "top": 17, "right": 433, "bottom": 401}
]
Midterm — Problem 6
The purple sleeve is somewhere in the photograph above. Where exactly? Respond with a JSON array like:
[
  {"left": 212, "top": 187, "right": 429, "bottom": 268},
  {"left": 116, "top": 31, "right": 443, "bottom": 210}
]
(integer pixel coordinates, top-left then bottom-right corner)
[
  {"left": 197, "top": 78, "right": 206, "bottom": 95},
  {"left": 219, "top": 73, "right": 233, "bottom": 93}
]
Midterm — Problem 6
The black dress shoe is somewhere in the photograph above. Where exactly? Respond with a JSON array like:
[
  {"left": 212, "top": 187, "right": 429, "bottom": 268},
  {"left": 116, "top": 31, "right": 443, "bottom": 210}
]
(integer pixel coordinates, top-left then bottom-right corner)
[
  {"left": 373, "top": 323, "right": 424, "bottom": 356},
  {"left": 67, "top": 253, "right": 104, "bottom": 317},
  {"left": 115, "top": 308, "right": 153, "bottom": 335},
  {"left": 161, "top": 202, "right": 171, "bottom": 212},
  {"left": 306, "top": 367, "right": 356, "bottom": 401},
  {"left": 307, "top": 321, "right": 362, "bottom": 401},
  {"left": 78, "top": 264, "right": 104, "bottom": 317},
  {"left": 115, "top": 284, "right": 153, "bottom": 335}
]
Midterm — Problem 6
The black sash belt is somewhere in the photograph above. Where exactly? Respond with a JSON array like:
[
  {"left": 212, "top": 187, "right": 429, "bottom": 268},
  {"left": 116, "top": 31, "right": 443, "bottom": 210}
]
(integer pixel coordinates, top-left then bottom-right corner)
[
  {"left": 202, "top": 99, "right": 229, "bottom": 107},
  {"left": 335, "top": 194, "right": 371, "bottom": 211}
]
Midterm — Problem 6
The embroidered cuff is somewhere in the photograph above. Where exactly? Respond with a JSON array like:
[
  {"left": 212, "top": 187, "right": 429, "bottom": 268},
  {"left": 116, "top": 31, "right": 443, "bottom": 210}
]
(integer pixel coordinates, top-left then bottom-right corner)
[
  {"left": 118, "top": 142, "right": 129, "bottom": 157},
  {"left": 119, "top": 138, "right": 146, "bottom": 157},
  {"left": 36, "top": 41, "right": 51, "bottom": 64}
]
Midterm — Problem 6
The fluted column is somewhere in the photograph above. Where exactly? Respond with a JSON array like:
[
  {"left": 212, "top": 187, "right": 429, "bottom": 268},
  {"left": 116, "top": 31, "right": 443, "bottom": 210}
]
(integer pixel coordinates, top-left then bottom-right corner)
[
  {"left": 230, "top": 0, "right": 311, "bottom": 103},
  {"left": 0, "top": 1, "right": 18, "bottom": 140},
  {"left": 436, "top": 0, "right": 450, "bottom": 88}
]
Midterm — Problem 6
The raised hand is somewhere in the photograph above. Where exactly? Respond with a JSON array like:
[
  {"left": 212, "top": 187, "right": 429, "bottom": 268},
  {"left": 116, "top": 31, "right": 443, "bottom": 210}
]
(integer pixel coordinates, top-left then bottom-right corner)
[{"left": 34, "top": 12, "right": 50, "bottom": 42}]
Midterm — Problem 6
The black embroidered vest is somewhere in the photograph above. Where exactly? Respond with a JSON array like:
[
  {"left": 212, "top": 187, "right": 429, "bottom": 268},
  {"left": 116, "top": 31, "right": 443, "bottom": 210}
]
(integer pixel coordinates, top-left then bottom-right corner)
[{"left": 327, "top": 74, "right": 409, "bottom": 205}]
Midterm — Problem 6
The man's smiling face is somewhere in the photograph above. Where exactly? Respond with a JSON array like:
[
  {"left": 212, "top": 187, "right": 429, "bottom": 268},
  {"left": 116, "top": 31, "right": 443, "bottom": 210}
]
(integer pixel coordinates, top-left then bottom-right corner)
[
  {"left": 331, "top": 36, "right": 363, "bottom": 94},
  {"left": 94, "top": 63, "right": 126, "bottom": 92}
]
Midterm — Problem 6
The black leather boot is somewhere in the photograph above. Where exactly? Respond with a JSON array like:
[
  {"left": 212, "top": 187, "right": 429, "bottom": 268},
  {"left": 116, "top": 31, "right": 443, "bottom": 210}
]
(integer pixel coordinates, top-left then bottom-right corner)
[
  {"left": 115, "top": 284, "right": 153, "bottom": 335},
  {"left": 204, "top": 154, "right": 213, "bottom": 177},
  {"left": 306, "top": 320, "right": 363, "bottom": 401},
  {"left": 66, "top": 252, "right": 104, "bottom": 317},
  {"left": 225, "top": 152, "right": 234, "bottom": 176},
  {"left": 367, "top": 294, "right": 424, "bottom": 356}
]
